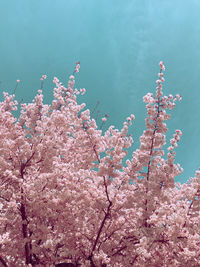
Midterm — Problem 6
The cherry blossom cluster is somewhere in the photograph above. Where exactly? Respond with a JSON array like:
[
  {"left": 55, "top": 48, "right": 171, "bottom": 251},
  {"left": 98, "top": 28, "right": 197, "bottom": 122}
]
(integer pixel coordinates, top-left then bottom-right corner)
[{"left": 0, "top": 62, "right": 199, "bottom": 266}]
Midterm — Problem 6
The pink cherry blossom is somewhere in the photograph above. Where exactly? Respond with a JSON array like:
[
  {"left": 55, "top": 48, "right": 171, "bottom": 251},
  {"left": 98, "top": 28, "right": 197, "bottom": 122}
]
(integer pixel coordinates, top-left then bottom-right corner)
[{"left": 0, "top": 62, "right": 199, "bottom": 266}]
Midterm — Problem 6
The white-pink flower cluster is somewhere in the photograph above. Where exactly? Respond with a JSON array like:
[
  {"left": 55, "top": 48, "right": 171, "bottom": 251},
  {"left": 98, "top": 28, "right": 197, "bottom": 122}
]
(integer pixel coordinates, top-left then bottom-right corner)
[{"left": 0, "top": 62, "right": 199, "bottom": 266}]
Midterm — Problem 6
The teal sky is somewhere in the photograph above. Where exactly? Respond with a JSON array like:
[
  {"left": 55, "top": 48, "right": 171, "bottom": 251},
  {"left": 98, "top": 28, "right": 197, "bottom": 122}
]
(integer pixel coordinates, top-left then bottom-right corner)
[{"left": 1, "top": 0, "right": 200, "bottom": 184}]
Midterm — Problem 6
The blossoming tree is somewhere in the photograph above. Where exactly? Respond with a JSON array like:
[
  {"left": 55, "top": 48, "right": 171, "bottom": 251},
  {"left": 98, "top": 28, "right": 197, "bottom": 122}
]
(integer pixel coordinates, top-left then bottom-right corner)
[{"left": 0, "top": 62, "right": 199, "bottom": 266}]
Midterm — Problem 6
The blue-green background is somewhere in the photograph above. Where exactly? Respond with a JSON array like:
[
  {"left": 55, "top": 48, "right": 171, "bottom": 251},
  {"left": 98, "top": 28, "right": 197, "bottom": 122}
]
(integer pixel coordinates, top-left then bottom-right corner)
[{"left": 1, "top": 0, "right": 200, "bottom": 184}]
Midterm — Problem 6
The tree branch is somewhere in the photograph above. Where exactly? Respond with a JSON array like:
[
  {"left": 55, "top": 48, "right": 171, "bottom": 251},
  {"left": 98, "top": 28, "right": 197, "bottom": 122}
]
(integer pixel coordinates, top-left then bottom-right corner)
[{"left": 0, "top": 256, "right": 8, "bottom": 267}]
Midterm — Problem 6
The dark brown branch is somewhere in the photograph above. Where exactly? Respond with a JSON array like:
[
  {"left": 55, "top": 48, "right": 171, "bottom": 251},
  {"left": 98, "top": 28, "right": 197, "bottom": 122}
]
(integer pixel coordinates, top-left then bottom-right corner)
[
  {"left": 90, "top": 183, "right": 112, "bottom": 253},
  {"left": 0, "top": 256, "right": 8, "bottom": 267},
  {"left": 144, "top": 92, "right": 162, "bottom": 227},
  {"left": 20, "top": 163, "right": 32, "bottom": 264},
  {"left": 20, "top": 200, "right": 31, "bottom": 264},
  {"left": 83, "top": 117, "right": 113, "bottom": 266},
  {"left": 87, "top": 176, "right": 112, "bottom": 265},
  {"left": 183, "top": 189, "right": 199, "bottom": 227},
  {"left": 112, "top": 245, "right": 127, "bottom": 257}
]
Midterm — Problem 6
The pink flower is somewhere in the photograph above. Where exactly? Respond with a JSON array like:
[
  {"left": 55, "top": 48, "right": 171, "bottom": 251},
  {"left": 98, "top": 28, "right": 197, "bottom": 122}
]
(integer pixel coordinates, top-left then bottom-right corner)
[
  {"left": 176, "top": 129, "right": 182, "bottom": 136},
  {"left": 74, "top": 62, "right": 80, "bottom": 73},
  {"left": 16, "top": 80, "right": 20, "bottom": 83},
  {"left": 159, "top": 61, "right": 165, "bottom": 71},
  {"left": 80, "top": 88, "right": 86, "bottom": 95},
  {"left": 168, "top": 146, "right": 174, "bottom": 151},
  {"left": 156, "top": 79, "right": 161, "bottom": 84},
  {"left": 53, "top": 77, "right": 59, "bottom": 84},
  {"left": 130, "top": 114, "right": 135, "bottom": 120}
]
